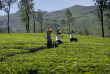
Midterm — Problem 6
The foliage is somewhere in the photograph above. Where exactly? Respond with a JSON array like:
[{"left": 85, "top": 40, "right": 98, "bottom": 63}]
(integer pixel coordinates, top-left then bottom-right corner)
[
  {"left": 0, "top": 33, "right": 110, "bottom": 73},
  {"left": 18, "top": 0, "right": 34, "bottom": 33},
  {"left": 62, "top": 9, "right": 74, "bottom": 34},
  {"left": 36, "top": 9, "right": 46, "bottom": 33},
  {"left": 2, "top": 0, "right": 17, "bottom": 33},
  {"left": 79, "top": 31, "right": 83, "bottom": 35},
  {"left": 105, "top": 11, "right": 110, "bottom": 31},
  {"left": 84, "top": 28, "right": 89, "bottom": 36},
  {"left": 0, "top": 0, "right": 5, "bottom": 10},
  {"left": 0, "top": 5, "right": 110, "bottom": 36},
  {"left": 32, "top": 7, "right": 36, "bottom": 33},
  {"left": 0, "top": 27, "right": 3, "bottom": 33},
  {"left": 93, "top": 0, "right": 110, "bottom": 37}
]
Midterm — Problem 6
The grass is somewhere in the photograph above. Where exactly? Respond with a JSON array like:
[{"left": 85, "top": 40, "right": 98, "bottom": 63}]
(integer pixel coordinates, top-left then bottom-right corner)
[{"left": 0, "top": 33, "right": 110, "bottom": 74}]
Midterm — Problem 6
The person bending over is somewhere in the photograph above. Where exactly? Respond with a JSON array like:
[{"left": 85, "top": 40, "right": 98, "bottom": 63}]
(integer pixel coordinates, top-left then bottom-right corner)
[
  {"left": 70, "top": 30, "right": 77, "bottom": 42},
  {"left": 56, "top": 30, "right": 63, "bottom": 44}
]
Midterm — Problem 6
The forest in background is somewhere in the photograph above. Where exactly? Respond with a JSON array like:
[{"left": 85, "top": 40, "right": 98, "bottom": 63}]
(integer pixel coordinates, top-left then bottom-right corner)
[{"left": 0, "top": 5, "right": 110, "bottom": 37}]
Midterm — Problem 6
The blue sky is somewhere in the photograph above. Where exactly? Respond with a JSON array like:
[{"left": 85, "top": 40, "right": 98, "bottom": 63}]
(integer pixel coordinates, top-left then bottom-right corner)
[{"left": 0, "top": 0, "right": 94, "bottom": 16}]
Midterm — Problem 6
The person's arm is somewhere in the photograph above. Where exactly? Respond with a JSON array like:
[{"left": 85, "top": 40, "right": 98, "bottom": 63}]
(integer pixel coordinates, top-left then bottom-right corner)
[
  {"left": 47, "top": 25, "right": 51, "bottom": 34},
  {"left": 47, "top": 25, "right": 49, "bottom": 31}
]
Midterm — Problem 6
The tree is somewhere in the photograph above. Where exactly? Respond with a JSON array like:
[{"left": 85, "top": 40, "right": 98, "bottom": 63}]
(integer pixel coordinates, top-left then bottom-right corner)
[
  {"left": 60, "top": 19, "right": 66, "bottom": 33},
  {"left": 0, "top": 27, "right": 3, "bottom": 33},
  {"left": 104, "top": 0, "right": 110, "bottom": 31},
  {"left": 36, "top": 9, "right": 45, "bottom": 33},
  {"left": 0, "top": 0, "right": 5, "bottom": 10},
  {"left": 18, "top": 0, "right": 33, "bottom": 33},
  {"left": 105, "top": 12, "right": 110, "bottom": 36},
  {"left": 33, "top": 11, "right": 36, "bottom": 33},
  {"left": 64, "top": 9, "right": 74, "bottom": 34},
  {"left": 30, "top": 0, "right": 36, "bottom": 33},
  {"left": 84, "top": 28, "right": 89, "bottom": 36},
  {"left": 0, "top": 0, "right": 5, "bottom": 33},
  {"left": 93, "top": 0, "right": 109, "bottom": 37},
  {"left": 3, "top": 0, "right": 17, "bottom": 33},
  {"left": 79, "top": 31, "right": 83, "bottom": 35},
  {"left": 61, "top": 19, "right": 66, "bottom": 27}
]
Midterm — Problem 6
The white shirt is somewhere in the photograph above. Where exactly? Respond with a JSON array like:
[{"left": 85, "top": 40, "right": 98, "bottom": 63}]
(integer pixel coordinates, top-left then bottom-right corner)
[
  {"left": 70, "top": 33, "right": 73, "bottom": 38},
  {"left": 56, "top": 34, "right": 60, "bottom": 41}
]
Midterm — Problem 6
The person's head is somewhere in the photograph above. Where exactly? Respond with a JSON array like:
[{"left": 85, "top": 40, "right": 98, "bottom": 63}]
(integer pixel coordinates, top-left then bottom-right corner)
[
  {"left": 48, "top": 29, "right": 52, "bottom": 34},
  {"left": 57, "top": 30, "right": 61, "bottom": 35},
  {"left": 58, "top": 31, "right": 61, "bottom": 35},
  {"left": 57, "top": 30, "right": 59, "bottom": 34},
  {"left": 72, "top": 30, "right": 74, "bottom": 34}
]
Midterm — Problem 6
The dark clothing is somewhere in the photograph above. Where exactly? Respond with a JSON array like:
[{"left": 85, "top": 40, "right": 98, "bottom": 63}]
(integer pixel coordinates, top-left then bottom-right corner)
[
  {"left": 47, "top": 34, "right": 52, "bottom": 42},
  {"left": 70, "top": 38, "right": 77, "bottom": 42},
  {"left": 46, "top": 34, "right": 52, "bottom": 48},
  {"left": 56, "top": 40, "right": 63, "bottom": 44},
  {"left": 47, "top": 41, "right": 52, "bottom": 48}
]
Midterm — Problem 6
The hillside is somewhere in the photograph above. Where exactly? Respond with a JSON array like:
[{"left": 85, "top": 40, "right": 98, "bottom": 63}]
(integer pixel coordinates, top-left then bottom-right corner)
[
  {"left": 0, "top": 33, "right": 110, "bottom": 73},
  {"left": 46, "top": 5, "right": 96, "bottom": 18},
  {"left": 0, "top": 5, "right": 110, "bottom": 36}
]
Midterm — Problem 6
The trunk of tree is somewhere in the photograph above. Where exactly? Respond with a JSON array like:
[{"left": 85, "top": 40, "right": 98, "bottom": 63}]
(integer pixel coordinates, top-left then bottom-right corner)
[
  {"left": 26, "top": 2, "right": 30, "bottom": 33},
  {"left": 31, "top": 0, "right": 36, "bottom": 33},
  {"left": 68, "top": 18, "right": 70, "bottom": 34},
  {"left": 26, "top": 25, "right": 28, "bottom": 33},
  {"left": 41, "top": 21, "right": 42, "bottom": 33},
  {"left": 101, "top": 1, "right": 104, "bottom": 38},
  {"left": 33, "top": 11, "right": 36, "bottom": 33},
  {"left": 7, "top": 14, "right": 9, "bottom": 33},
  {"left": 69, "top": 23, "right": 70, "bottom": 34},
  {"left": 27, "top": 15, "right": 30, "bottom": 33},
  {"left": 7, "top": 4, "right": 10, "bottom": 33}
]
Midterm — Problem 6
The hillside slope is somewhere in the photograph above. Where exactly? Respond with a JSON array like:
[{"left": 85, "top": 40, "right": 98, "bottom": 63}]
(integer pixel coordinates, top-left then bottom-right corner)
[{"left": 0, "top": 5, "right": 109, "bottom": 36}]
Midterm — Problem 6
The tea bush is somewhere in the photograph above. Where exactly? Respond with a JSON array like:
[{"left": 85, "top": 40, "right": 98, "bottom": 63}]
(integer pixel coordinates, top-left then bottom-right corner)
[{"left": 0, "top": 33, "right": 110, "bottom": 73}]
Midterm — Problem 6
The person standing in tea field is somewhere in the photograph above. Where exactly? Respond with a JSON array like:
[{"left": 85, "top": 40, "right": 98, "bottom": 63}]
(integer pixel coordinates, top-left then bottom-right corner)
[
  {"left": 70, "top": 30, "right": 77, "bottom": 42},
  {"left": 56, "top": 30, "right": 63, "bottom": 44},
  {"left": 46, "top": 28, "right": 53, "bottom": 48}
]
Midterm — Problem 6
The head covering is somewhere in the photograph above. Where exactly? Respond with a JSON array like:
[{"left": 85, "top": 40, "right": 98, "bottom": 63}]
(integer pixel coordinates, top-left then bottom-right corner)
[
  {"left": 48, "top": 29, "right": 52, "bottom": 32},
  {"left": 58, "top": 31, "right": 61, "bottom": 34}
]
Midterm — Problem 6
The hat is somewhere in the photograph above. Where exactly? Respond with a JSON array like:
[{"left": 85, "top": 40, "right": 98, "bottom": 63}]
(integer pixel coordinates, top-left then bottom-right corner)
[
  {"left": 58, "top": 31, "right": 61, "bottom": 34},
  {"left": 48, "top": 29, "right": 52, "bottom": 32}
]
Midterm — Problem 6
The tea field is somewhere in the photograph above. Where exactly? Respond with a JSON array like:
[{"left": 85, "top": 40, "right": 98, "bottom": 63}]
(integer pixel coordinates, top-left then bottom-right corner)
[{"left": 0, "top": 33, "right": 110, "bottom": 74}]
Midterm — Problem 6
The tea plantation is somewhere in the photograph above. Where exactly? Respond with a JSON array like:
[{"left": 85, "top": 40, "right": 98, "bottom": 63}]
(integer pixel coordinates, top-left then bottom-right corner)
[{"left": 0, "top": 33, "right": 110, "bottom": 74}]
